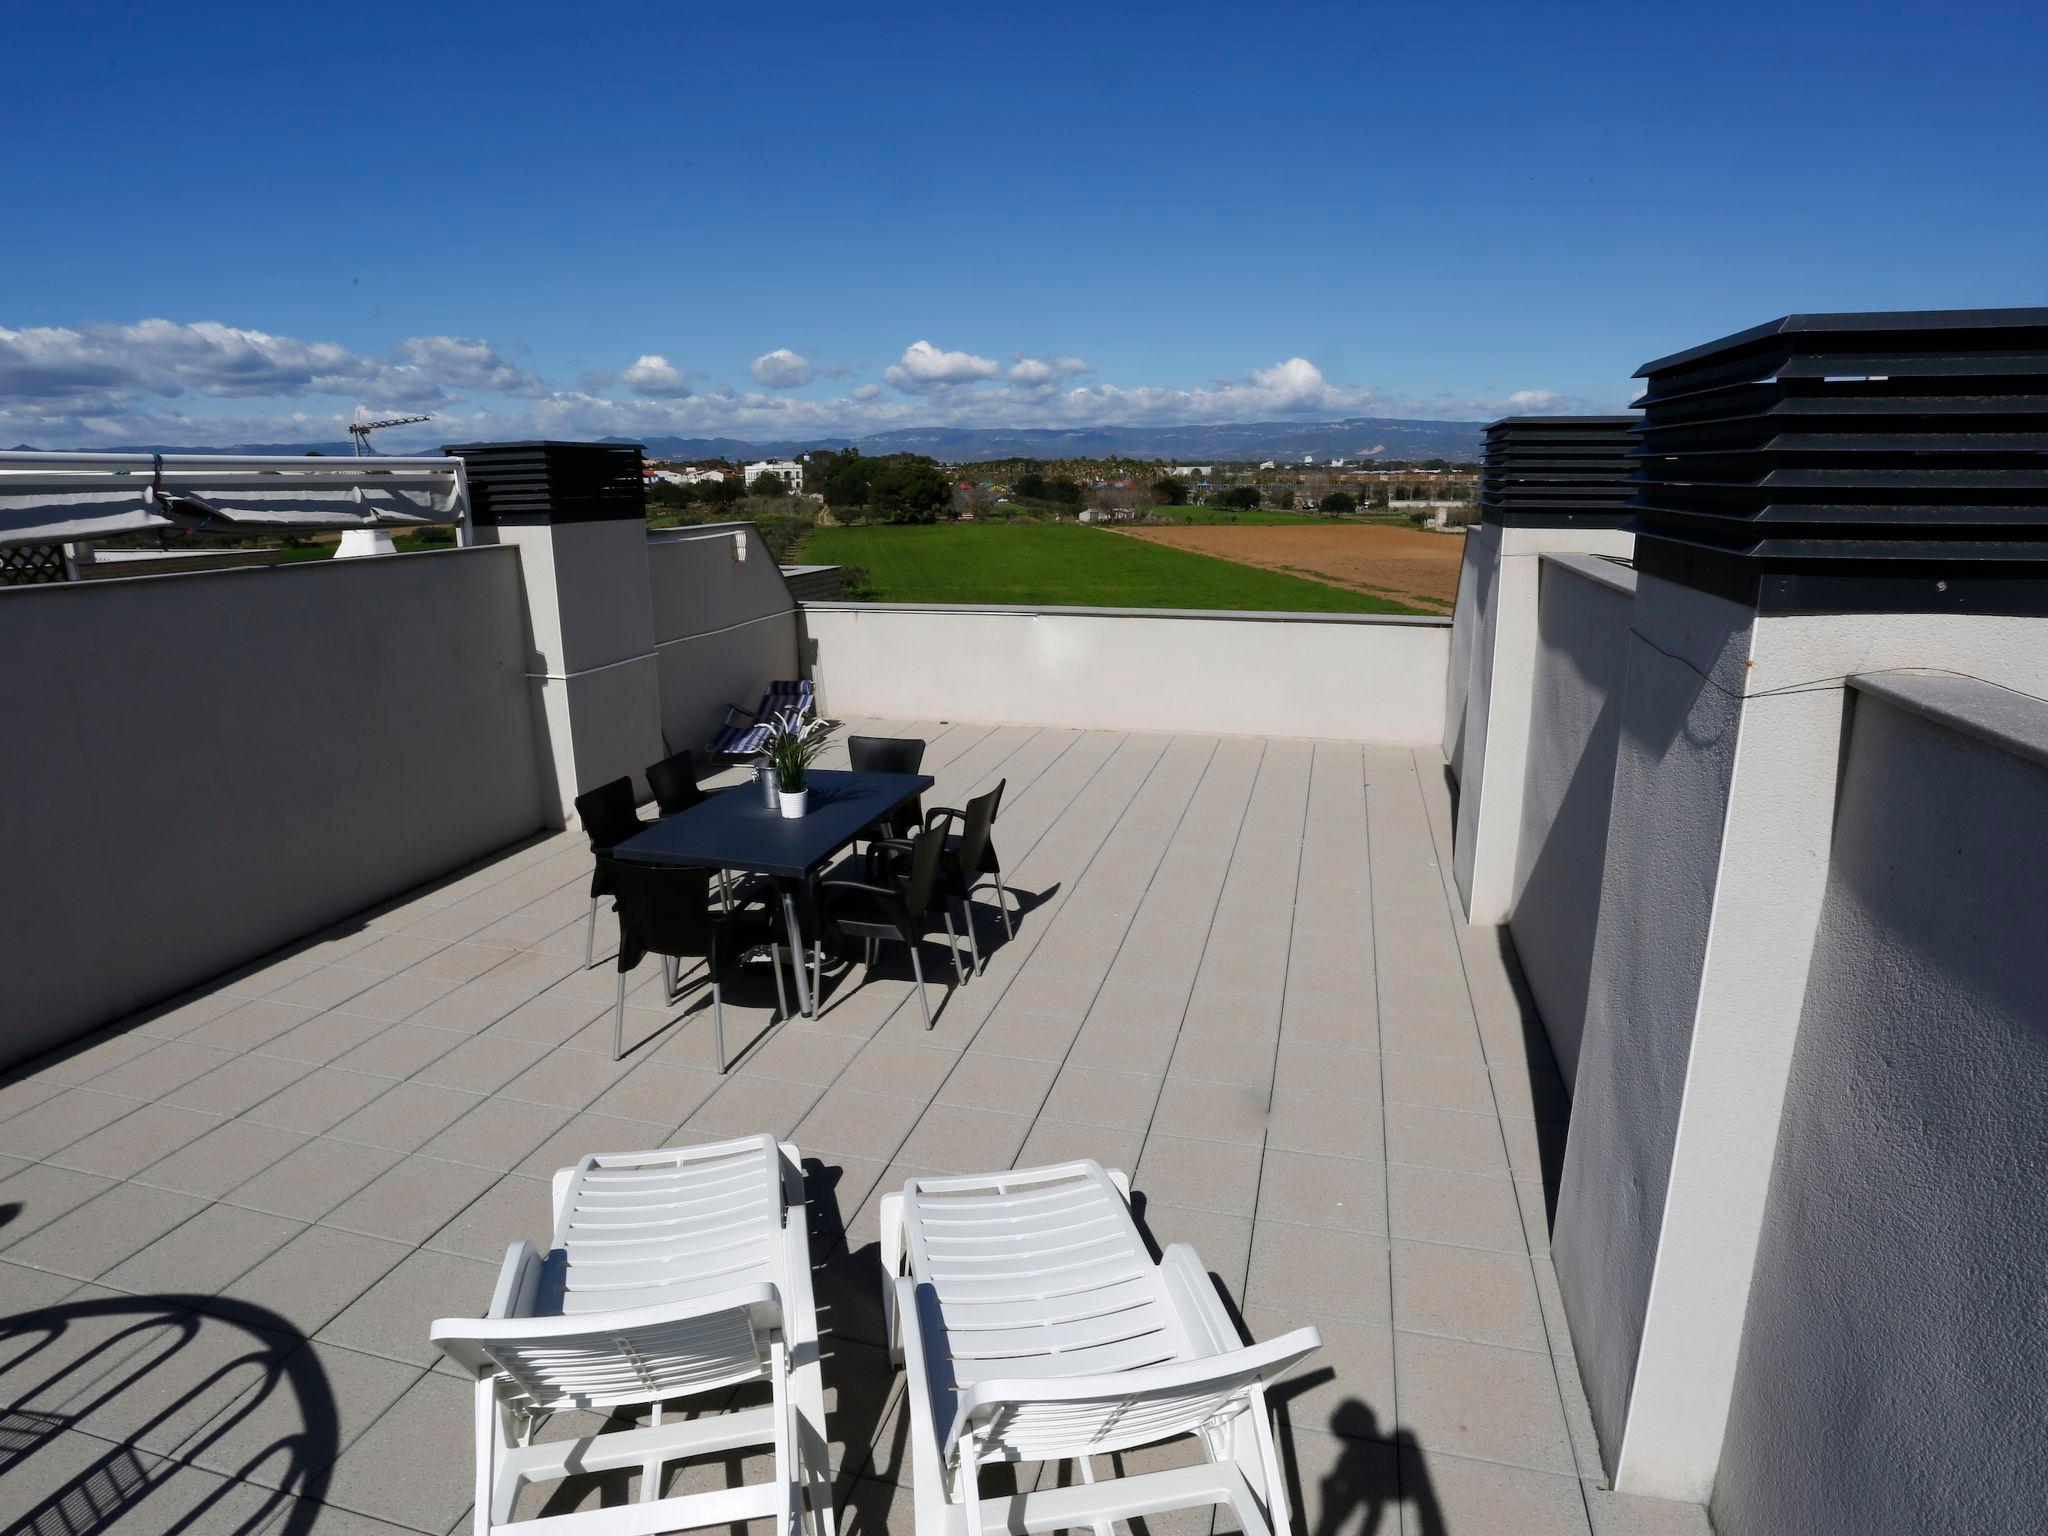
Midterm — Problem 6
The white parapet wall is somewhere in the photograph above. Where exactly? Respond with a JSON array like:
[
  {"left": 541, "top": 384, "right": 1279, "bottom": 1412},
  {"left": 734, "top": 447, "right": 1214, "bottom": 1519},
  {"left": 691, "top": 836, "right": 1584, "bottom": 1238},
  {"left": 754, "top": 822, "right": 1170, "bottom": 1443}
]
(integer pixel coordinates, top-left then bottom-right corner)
[
  {"left": 0, "top": 547, "right": 547, "bottom": 1064},
  {"left": 799, "top": 602, "right": 1451, "bottom": 744}
]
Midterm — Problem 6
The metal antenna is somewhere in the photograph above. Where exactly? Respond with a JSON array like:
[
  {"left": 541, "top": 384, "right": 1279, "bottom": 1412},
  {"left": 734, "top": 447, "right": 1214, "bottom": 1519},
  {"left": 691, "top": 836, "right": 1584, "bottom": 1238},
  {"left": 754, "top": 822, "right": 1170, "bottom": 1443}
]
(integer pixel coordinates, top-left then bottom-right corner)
[{"left": 349, "top": 408, "right": 434, "bottom": 457}]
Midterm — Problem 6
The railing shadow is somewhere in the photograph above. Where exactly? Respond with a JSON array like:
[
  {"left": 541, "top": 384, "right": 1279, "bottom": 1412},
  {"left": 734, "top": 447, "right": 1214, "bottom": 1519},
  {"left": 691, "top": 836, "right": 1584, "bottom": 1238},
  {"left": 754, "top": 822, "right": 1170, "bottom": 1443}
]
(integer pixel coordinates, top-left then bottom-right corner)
[{"left": 0, "top": 1293, "right": 342, "bottom": 1535}]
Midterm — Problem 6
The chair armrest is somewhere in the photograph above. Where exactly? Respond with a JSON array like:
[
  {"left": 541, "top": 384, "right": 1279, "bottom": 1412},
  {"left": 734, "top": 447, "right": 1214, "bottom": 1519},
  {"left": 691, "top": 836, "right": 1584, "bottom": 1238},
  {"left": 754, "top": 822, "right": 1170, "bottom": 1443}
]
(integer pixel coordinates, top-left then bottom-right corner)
[
  {"left": 922, "top": 806, "right": 965, "bottom": 829},
  {"left": 722, "top": 701, "right": 760, "bottom": 725},
  {"left": 487, "top": 1240, "right": 545, "bottom": 1321},
  {"left": 895, "top": 1276, "right": 959, "bottom": 1535},
  {"left": 431, "top": 1278, "right": 786, "bottom": 1384},
  {"left": 435, "top": 1279, "right": 785, "bottom": 1350},
  {"left": 1160, "top": 1243, "right": 1242, "bottom": 1356},
  {"left": 819, "top": 878, "right": 902, "bottom": 900}
]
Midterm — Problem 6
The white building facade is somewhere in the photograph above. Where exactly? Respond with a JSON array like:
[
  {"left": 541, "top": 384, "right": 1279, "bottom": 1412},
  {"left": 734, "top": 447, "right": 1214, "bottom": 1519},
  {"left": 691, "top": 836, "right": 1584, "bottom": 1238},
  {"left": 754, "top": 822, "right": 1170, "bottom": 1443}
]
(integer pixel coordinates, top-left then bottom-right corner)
[{"left": 745, "top": 459, "right": 803, "bottom": 493}]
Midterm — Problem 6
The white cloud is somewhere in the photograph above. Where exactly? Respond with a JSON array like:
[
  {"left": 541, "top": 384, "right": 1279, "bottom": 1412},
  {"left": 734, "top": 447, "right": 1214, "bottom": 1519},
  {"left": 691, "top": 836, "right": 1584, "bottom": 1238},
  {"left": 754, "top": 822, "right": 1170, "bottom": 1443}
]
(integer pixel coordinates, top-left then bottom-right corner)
[
  {"left": 0, "top": 320, "right": 546, "bottom": 412},
  {"left": 749, "top": 348, "right": 814, "bottom": 388},
  {"left": 884, "top": 339, "right": 1000, "bottom": 393},
  {"left": 1007, "top": 354, "right": 1093, "bottom": 387},
  {"left": 618, "top": 354, "right": 691, "bottom": 398},
  {"left": 390, "top": 335, "right": 544, "bottom": 397},
  {"left": 0, "top": 315, "right": 1614, "bottom": 448}
]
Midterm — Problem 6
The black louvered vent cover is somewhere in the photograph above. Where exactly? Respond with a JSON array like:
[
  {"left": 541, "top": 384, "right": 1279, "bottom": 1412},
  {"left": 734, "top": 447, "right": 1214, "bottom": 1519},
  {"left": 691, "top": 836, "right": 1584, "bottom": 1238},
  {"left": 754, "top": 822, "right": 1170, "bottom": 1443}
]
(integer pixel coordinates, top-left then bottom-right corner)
[
  {"left": 442, "top": 441, "right": 646, "bottom": 526},
  {"left": 1629, "top": 309, "right": 2048, "bottom": 613},
  {"left": 1480, "top": 416, "right": 1638, "bottom": 528}
]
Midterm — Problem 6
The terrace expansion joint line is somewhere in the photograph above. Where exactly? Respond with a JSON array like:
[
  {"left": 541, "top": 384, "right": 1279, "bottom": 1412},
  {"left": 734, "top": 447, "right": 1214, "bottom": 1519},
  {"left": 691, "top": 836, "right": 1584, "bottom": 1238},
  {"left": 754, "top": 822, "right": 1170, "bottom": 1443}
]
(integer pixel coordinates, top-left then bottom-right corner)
[
  {"left": 877, "top": 728, "right": 1210, "bottom": 1169},
  {"left": 1367, "top": 746, "right": 1404, "bottom": 1518},
  {"left": 1408, "top": 746, "right": 1599, "bottom": 1528},
  {"left": 1119, "top": 737, "right": 1273, "bottom": 1178},
  {"left": 802, "top": 722, "right": 1153, "bottom": 1290},
  {"left": 1019, "top": 732, "right": 1246, "bottom": 1179}
]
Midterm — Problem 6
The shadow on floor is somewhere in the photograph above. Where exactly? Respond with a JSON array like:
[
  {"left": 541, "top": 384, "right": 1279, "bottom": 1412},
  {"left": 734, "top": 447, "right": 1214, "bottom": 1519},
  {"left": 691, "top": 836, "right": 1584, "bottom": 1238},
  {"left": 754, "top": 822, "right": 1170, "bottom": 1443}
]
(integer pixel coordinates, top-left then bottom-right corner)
[
  {"left": 0, "top": 1293, "right": 340, "bottom": 1535},
  {"left": 1475, "top": 925, "right": 1571, "bottom": 1229},
  {"left": 807, "top": 881, "right": 1060, "bottom": 1025}
]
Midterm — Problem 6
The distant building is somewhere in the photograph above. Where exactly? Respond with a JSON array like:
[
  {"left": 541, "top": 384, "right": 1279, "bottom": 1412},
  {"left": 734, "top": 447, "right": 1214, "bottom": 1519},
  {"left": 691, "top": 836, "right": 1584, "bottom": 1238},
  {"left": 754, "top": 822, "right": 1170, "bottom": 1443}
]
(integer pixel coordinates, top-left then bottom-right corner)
[
  {"left": 1259, "top": 460, "right": 1277, "bottom": 470},
  {"left": 1169, "top": 465, "right": 1213, "bottom": 477},
  {"left": 678, "top": 467, "right": 726, "bottom": 485},
  {"left": 745, "top": 459, "right": 803, "bottom": 493}
]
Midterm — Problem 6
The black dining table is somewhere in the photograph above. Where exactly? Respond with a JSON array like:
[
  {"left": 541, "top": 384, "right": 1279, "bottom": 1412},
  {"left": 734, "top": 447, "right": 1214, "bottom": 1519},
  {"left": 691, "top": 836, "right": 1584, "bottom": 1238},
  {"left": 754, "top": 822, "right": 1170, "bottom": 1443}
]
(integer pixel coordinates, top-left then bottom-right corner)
[{"left": 613, "top": 767, "right": 934, "bottom": 1016}]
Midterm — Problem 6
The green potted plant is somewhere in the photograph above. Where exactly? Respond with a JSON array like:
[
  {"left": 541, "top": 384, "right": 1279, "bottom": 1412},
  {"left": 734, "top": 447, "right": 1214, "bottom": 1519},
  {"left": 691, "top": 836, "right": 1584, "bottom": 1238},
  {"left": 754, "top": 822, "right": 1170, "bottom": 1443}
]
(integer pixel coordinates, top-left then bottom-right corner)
[{"left": 763, "top": 705, "right": 832, "bottom": 818}]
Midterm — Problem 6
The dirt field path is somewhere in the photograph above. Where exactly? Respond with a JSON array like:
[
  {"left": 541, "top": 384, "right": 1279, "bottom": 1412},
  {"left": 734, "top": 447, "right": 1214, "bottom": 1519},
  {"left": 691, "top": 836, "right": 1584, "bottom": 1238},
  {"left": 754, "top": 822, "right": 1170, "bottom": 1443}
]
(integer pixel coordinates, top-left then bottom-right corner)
[{"left": 1117, "top": 523, "right": 1465, "bottom": 612}]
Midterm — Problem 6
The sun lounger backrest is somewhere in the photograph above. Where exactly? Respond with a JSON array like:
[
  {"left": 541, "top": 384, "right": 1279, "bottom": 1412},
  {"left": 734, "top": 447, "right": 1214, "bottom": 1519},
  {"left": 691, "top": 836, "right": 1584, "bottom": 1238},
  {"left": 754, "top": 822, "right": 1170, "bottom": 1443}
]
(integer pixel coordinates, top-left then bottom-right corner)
[
  {"left": 709, "top": 679, "right": 814, "bottom": 757},
  {"left": 759, "top": 678, "right": 812, "bottom": 720},
  {"left": 549, "top": 1135, "right": 786, "bottom": 1315}
]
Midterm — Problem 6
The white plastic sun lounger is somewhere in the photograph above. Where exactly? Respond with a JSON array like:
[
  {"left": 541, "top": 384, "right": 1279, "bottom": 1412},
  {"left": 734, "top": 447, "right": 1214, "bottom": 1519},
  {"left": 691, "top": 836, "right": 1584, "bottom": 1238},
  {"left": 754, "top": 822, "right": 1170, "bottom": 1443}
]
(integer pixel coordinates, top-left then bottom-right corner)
[
  {"left": 878, "top": 1160, "right": 1320, "bottom": 1536},
  {"left": 431, "top": 1133, "right": 836, "bottom": 1536}
]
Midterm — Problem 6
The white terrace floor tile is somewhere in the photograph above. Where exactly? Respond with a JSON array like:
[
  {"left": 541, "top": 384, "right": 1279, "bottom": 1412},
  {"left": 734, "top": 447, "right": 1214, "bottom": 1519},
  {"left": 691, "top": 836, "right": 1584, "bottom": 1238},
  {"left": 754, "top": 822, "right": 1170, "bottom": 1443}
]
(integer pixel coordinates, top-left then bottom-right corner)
[{"left": 0, "top": 730, "right": 1706, "bottom": 1533}]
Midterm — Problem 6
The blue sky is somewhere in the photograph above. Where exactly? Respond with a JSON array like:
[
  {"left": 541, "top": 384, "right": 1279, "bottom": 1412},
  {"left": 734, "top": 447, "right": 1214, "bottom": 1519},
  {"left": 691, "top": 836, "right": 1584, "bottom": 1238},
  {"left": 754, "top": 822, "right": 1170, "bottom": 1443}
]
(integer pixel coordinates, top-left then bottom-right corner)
[{"left": 4, "top": 0, "right": 2044, "bottom": 448}]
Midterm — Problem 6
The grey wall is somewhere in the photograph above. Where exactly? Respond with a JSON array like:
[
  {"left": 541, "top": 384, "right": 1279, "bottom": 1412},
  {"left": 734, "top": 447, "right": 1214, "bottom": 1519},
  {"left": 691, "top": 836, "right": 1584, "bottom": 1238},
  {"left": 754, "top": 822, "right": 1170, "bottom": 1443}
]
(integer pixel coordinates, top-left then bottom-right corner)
[
  {"left": 1447, "top": 526, "right": 1501, "bottom": 903},
  {"left": 1710, "top": 676, "right": 2048, "bottom": 1536},
  {"left": 1551, "top": 576, "right": 1753, "bottom": 1459},
  {"left": 0, "top": 548, "right": 545, "bottom": 1064},
  {"left": 646, "top": 525, "right": 802, "bottom": 761},
  {"left": 1443, "top": 527, "right": 1488, "bottom": 777},
  {"left": 1509, "top": 555, "right": 1635, "bottom": 1087}
]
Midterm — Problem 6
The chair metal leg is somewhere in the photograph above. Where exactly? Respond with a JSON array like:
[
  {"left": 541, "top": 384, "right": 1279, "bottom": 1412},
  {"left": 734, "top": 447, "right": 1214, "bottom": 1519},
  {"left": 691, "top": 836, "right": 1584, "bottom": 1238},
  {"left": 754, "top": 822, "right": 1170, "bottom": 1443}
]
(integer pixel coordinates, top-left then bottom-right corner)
[
  {"left": 994, "top": 875, "right": 1014, "bottom": 939},
  {"left": 908, "top": 943, "right": 933, "bottom": 1030},
  {"left": 662, "top": 952, "right": 677, "bottom": 1001},
  {"left": 770, "top": 942, "right": 790, "bottom": 1022},
  {"left": 811, "top": 934, "right": 824, "bottom": 1018},
  {"left": 612, "top": 968, "right": 625, "bottom": 1061},
  {"left": 779, "top": 888, "right": 813, "bottom": 1018},
  {"left": 711, "top": 934, "right": 726, "bottom": 1073},
  {"left": 958, "top": 898, "right": 982, "bottom": 976},
  {"left": 584, "top": 896, "right": 599, "bottom": 968},
  {"left": 940, "top": 910, "right": 964, "bottom": 986}
]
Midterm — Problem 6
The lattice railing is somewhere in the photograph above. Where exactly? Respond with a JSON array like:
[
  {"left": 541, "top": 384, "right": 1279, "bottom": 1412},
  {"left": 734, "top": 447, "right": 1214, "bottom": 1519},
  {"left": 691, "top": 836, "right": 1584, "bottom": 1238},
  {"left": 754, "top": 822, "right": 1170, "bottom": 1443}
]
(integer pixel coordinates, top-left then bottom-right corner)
[{"left": 0, "top": 544, "right": 69, "bottom": 586}]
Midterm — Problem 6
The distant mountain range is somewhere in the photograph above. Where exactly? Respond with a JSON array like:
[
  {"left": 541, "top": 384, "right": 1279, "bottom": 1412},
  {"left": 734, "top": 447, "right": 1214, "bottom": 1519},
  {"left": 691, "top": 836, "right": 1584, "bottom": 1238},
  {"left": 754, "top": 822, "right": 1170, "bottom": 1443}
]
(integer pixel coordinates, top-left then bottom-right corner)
[
  {"left": 15, "top": 415, "right": 1489, "bottom": 465},
  {"left": 620, "top": 416, "right": 1488, "bottom": 463}
]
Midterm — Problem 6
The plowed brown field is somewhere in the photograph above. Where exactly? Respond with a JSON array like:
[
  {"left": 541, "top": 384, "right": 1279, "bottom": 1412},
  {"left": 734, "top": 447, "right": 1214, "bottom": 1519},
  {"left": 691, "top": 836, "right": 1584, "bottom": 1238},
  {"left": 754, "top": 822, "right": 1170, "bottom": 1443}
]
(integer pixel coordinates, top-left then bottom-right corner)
[{"left": 1117, "top": 523, "right": 1464, "bottom": 613}]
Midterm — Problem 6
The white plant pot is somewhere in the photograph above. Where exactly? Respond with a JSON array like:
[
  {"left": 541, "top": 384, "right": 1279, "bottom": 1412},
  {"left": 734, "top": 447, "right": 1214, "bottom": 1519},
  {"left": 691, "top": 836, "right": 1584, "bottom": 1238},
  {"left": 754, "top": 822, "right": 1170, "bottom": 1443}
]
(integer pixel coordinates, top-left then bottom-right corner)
[{"left": 778, "top": 788, "right": 808, "bottom": 819}]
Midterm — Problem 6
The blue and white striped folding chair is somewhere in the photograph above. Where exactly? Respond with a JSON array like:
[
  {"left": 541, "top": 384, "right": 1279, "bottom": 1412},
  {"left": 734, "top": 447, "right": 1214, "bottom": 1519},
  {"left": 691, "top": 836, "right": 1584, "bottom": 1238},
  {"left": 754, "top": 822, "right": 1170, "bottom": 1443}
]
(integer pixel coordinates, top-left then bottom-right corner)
[{"left": 710, "top": 679, "right": 814, "bottom": 761}]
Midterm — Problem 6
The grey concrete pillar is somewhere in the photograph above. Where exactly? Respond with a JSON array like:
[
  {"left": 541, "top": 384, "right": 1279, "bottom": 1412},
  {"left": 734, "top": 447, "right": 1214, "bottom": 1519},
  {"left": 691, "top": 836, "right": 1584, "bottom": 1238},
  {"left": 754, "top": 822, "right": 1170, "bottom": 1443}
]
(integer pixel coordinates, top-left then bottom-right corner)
[
  {"left": 1450, "top": 417, "right": 1637, "bottom": 923},
  {"left": 1552, "top": 308, "right": 2048, "bottom": 1500},
  {"left": 446, "top": 441, "right": 665, "bottom": 828}
]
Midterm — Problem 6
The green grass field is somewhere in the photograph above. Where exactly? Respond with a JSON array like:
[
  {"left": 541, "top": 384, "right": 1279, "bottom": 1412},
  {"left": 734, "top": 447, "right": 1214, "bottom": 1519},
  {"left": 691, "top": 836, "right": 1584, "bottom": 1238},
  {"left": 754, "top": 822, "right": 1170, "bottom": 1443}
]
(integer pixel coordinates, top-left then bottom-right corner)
[{"left": 802, "top": 522, "right": 1427, "bottom": 615}]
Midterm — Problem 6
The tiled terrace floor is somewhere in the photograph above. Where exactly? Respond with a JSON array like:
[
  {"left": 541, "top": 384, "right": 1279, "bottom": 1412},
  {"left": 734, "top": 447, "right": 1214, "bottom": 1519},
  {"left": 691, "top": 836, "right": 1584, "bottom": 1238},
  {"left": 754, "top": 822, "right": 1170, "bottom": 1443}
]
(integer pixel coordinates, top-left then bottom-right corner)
[{"left": 0, "top": 722, "right": 1708, "bottom": 1536}]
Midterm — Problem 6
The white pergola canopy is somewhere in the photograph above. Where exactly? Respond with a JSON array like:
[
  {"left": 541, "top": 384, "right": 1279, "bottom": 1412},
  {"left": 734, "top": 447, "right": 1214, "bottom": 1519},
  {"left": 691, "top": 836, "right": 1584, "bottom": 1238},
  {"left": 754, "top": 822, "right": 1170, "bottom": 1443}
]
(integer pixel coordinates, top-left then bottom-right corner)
[{"left": 0, "top": 450, "right": 470, "bottom": 545}]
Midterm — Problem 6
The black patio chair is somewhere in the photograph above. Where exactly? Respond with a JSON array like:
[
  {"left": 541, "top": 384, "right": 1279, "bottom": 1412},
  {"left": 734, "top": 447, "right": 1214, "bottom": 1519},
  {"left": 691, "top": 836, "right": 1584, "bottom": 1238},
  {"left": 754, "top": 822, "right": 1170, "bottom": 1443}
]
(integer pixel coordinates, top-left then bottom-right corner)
[
  {"left": 875, "top": 779, "right": 1013, "bottom": 975},
  {"left": 646, "top": 748, "right": 746, "bottom": 909},
  {"left": 603, "top": 855, "right": 791, "bottom": 1070},
  {"left": 645, "top": 749, "right": 710, "bottom": 817},
  {"left": 574, "top": 777, "right": 643, "bottom": 970},
  {"left": 848, "top": 735, "right": 926, "bottom": 842},
  {"left": 814, "top": 823, "right": 961, "bottom": 1029}
]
